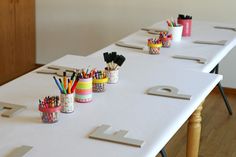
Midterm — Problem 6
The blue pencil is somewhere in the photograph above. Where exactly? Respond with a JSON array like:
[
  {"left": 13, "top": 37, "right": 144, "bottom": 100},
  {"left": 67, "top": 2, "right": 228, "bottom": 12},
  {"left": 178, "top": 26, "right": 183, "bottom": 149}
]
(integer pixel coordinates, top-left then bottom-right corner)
[{"left": 53, "top": 76, "right": 64, "bottom": 94}]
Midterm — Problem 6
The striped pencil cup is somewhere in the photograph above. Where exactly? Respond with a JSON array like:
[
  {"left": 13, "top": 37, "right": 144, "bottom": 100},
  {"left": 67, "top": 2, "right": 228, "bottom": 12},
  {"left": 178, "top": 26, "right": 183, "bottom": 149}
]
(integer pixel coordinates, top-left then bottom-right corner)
[
  {"left": 93, "top": 77, "right": 108, "bottom": 92},
  {"left": 75, "top": 78, "right": 92, "bottom": 103},
  {"left": 60, "top": 93, "right": 74, "bottom": 113}
]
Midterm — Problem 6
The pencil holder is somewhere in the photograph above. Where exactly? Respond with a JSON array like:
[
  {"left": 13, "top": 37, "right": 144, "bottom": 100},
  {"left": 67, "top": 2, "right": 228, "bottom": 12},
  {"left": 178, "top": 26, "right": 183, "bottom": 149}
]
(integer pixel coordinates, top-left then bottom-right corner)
[
  {"left": 105, "top": 69, "right": 119, "bottom": 84},
  {"left": 148, "top": 43, "right": 162, "bottom": 54},
  {"left": 168, "top": 25, "right": 183, "bottom": 42},
  {"left": 60, "top": 93, "right": 74, "bottom": 113},
  {"left": 39, "top": 105, "right": 61, "bottom": 123},
  {"left": 93, "top": 77, "right": 108, "bottom": 92},
  {"left": 161, "top": 37, "right": 172, "bottom": 48},
  {"left": 177, "top": 19, "right": 192, "bottom": 37},
  {"left": 75, "top": 78, "right": 92, "bottom": 103}
]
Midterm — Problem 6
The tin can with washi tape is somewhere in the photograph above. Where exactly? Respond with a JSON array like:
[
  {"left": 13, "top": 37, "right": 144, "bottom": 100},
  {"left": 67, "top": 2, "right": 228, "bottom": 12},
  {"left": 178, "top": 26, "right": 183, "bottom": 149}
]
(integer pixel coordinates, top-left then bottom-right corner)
[
  {"left": 93, "top": 77, "right": 108, "bottom": 92},
  {"left": 75, "top": 78, "right": 92, "bottom": 103},
  {"left": 148, "top": 43, "right": 162, "bottom": 54},
  {"left": 39, "top": 105, "right": 61, "bottom": 123}
]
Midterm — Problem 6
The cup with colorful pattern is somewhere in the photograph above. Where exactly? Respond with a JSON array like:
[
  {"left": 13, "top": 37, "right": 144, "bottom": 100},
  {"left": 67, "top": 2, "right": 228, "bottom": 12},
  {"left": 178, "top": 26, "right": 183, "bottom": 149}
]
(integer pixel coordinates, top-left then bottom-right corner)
[{"left": 75, "top": 77, "right": 92, "bottom": 103}]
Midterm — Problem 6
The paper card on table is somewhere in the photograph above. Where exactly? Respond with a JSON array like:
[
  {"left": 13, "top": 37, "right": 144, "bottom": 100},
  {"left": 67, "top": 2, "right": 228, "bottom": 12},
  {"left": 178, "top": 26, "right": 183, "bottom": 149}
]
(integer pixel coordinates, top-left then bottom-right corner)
[
  {"left": 147, "top": 85, "right": 191, "bottom": 100},
  {"left": 115, "top": 41, "right": 144, "bottom": 50},
  {"left": 141, "top": 28, "right": 168, "bottom": 33},
  {"left": 6, "top": 145, "right": 32, "bottom": 157},
  {"left": 36, "top": 65, "right": 77, "bottom": 77},
  {"left": 193, "top": 40, "right": 227, "bottom": 46},
  {"left": 172, "top": 55, "right": 207, "bottom": 64},
  {"left": 89, "top": 124, "right": 144, "bottom": 148},
  {"left": 36, "top": 69, "right": 72, "bottom": 77},
  {"left": 47, "top": 65, "right": 77, "bottom": 72},
  {"left": 0, "top": 102, "right": 26, "bottom": 118},
  {"left": 214, "top": 26, "right": 236, "bottom": 32}
]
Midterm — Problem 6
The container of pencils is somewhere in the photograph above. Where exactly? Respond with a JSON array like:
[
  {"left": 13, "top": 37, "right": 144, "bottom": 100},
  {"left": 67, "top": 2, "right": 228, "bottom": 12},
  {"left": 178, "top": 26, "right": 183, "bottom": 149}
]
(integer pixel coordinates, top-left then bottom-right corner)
[
  {"left": 60, "top": 93, "right": 74, "bottom": 113},
  {"left": 93, "top": 71, "right": 108, "bottom": 92},
  {"left": 168, "top": 25, "right": 183, "bottom": 42},
  {"left": 103, "top": 52, "right": 126, "bottom": 84},
  {"left": 159, "top": 32, "right": 172, "bottom": 48},
  {"left": 38, "top": 96, "right": 61, "bottom": 123},
  {"left": 161, "top": 37, "right": 172, "bottom": 48},
  {"left": 105, "top": 68, "right": 119, "bottom": 84},
  {"left": 177, "top": 14, "right": 192, "bottom": 37},
  {"left": 147, "top": 38, "right": 162, "bottom": 54},
  {"left": 53, "top": 72, "right": 77, "bottom": 112},
  {"left": 75, "top": 77, "right": 93, "bottom": 103}
]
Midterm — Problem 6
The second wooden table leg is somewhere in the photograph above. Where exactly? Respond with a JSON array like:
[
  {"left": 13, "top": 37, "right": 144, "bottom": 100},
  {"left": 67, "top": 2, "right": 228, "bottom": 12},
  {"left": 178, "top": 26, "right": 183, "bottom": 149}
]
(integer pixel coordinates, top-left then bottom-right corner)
[{"left": 186, "top": 103, "right": 203, "bottom": 157}]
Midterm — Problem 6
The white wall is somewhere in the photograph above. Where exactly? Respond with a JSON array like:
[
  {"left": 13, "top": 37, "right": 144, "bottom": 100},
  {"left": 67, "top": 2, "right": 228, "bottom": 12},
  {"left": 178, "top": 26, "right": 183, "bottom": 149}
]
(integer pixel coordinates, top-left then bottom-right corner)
[{"left": 36, "top": 0, "right": 236, "bottom": 88}]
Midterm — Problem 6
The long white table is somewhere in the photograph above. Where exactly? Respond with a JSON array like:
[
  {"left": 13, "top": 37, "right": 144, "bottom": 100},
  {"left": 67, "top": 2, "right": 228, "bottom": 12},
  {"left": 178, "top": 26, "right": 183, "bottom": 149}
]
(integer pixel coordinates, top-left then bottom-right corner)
[
  {"left": 88, "top": 21, "right": 236, "bottom": 156},
  {"left": 1, "top": 21, "right": 235, "bottom": 157},
  {"left": 0, "top": 55, "right": 221, "bottom": 157},
  {"left": 90, "top": 21, "right": 236, "bottom": 73}
]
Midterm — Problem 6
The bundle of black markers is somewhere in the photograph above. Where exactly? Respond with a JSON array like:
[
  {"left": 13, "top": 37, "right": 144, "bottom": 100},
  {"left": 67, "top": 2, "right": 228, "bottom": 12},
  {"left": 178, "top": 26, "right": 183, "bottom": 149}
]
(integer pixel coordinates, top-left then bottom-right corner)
[{"left": 178, "top": 14, "right": 192, "bottom": 19}]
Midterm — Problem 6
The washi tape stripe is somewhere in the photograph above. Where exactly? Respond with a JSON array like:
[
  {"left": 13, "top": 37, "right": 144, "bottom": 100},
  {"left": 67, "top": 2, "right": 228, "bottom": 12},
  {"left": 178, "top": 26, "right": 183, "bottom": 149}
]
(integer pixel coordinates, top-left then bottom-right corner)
[
  {"left": 75, "top": 94, "right": 92, "bottom": 99},
  {"left": 76, "top": 83, "right": 92, "bottom": 89},
  {"left": 75, "top": 89, "right": 93, "bottom": 95},
  {"left": 79, "top": 78, "right": 93, "bottom": 83},
  {"left": 75, "top": 98, "right": 92, "bottom": 103},
  {"left": 93, "top": 77, "right": 108, "bottom": 84}
]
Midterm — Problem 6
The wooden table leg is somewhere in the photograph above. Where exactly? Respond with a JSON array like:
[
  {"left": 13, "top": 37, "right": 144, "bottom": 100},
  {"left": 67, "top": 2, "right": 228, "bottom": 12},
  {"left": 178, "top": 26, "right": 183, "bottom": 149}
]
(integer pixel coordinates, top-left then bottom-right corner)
[{"left": 186, "top": 103, "right": 203, "bottom": 157}]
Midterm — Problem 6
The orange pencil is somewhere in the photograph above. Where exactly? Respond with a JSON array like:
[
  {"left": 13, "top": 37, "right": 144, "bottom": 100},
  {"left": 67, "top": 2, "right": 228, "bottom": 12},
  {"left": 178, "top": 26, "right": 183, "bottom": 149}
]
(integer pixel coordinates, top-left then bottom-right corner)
[
  {"left": 63, "top": 71, "right": 67, "bottom": 90},
  {"left": 82, "top": 69, "right": 86, "bottom": 78},
  {"left": 68, "top": 80, "right": 73, "bottom": 94},
  {"left": 71, "top": 75, "right": 80, "bottom": 93}
]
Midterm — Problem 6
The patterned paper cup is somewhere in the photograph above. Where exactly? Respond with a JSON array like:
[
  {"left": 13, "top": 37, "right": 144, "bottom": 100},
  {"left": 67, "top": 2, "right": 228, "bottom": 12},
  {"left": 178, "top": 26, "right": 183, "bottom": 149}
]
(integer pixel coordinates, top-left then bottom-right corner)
[
  {"left": 161, "top": 37, "right": 172, "bottom": 48},
  {"left": 148, "top": 43, "right": 162, "bottom": 54},
  {"left": 60, "top": 93, "right": 74, "bottom": 113},
  {"left": 105, "top": 69, "right": 119, "bottom": 84}
]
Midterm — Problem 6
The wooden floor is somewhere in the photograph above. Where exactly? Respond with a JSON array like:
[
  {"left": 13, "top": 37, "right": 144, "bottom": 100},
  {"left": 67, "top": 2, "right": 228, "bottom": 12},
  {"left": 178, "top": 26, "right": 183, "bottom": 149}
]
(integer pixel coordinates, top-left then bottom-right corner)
[{"left": 157, "top": 90, "right": 236, "bottom": 157}]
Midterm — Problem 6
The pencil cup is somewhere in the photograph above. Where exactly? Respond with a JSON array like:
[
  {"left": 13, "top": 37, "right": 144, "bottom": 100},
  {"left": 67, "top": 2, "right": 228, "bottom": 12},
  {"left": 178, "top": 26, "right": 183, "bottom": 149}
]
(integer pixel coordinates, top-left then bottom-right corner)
[
  {"left": 148, "top": 43, "right": 162, "bottom": 54},
  {"left": 60, "top": 93, "right": 74, "bottom": 113},
  {"left": 93, "top": 77, "right": 108, "bottom": 92},
  {"left": 105, "top": 69, "right": 119, "bottom": 84},
  {"left": 75, "top": 78, "right": 92, "bottom": 103},
  {"left": 39, "top": 105, "right": 61, "bottom": 123},
  {"left": 168, "top": 25, "right": 183, "bottom": 42},
  {"left": 177, "top": 19, "right": 192, "bottom": 37},
  {"left": 161, "top": 37, "right": 172, "bottom": 48}
]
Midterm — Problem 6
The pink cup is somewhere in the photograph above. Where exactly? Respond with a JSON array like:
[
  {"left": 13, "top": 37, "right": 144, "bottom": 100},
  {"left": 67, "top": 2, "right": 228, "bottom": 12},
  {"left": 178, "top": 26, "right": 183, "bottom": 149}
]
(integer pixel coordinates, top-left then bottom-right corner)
[{"left": 177, "top": 19, "right": 192, "bottom": 37}]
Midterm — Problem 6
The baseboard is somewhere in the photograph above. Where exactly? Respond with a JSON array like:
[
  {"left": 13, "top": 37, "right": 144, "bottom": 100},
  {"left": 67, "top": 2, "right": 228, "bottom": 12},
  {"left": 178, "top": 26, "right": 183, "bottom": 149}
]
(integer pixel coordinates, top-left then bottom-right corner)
[{"left": 212, "top": 86, "right": 236, "bottom": 95}]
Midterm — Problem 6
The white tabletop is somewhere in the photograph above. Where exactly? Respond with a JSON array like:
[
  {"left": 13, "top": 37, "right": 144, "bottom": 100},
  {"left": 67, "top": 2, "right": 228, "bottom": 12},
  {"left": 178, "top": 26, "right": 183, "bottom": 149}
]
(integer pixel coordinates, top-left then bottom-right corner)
[
  {"left": 89, "top": 21, "right": 236, "bottom": 73},
  {"left": 0, "top": 55, "right": 222, "bottom": 157}
]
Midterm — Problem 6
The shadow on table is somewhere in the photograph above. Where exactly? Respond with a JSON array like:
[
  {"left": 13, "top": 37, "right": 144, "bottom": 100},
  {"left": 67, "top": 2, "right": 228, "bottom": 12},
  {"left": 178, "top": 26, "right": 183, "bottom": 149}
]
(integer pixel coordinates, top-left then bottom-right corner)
[{"left": 3, "top": 116, "right": 41, "bottom": 124}]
